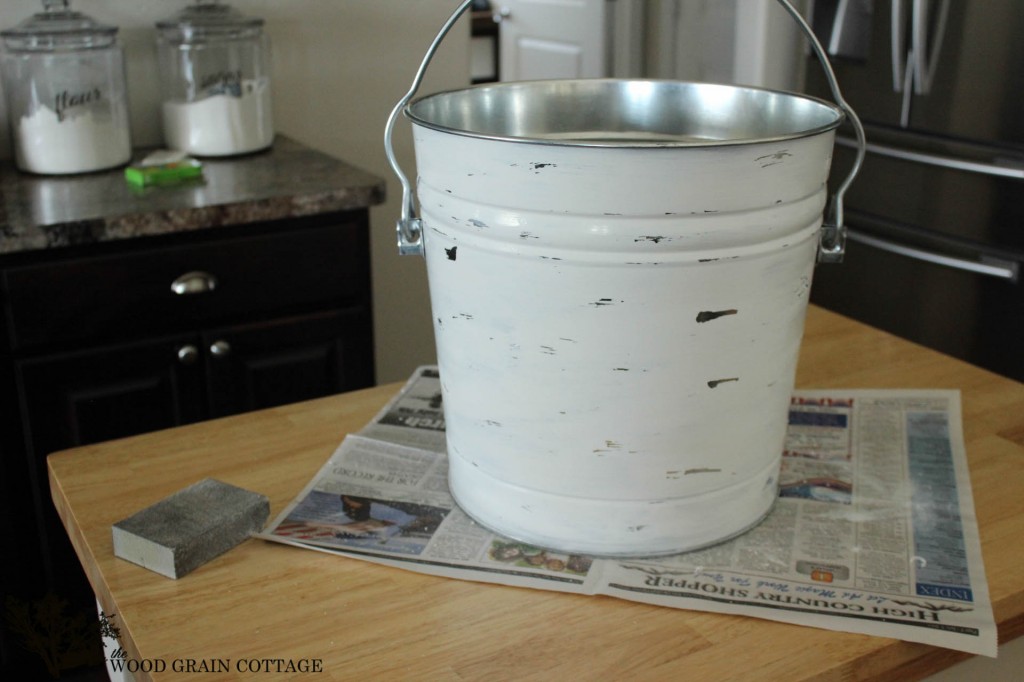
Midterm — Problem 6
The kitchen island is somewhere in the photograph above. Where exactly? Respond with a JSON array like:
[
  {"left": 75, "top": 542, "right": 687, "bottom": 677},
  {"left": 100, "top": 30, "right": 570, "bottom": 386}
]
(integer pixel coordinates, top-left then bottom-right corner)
[{"left": 48, "top": 306, "right": 1024, "bottom": 681}]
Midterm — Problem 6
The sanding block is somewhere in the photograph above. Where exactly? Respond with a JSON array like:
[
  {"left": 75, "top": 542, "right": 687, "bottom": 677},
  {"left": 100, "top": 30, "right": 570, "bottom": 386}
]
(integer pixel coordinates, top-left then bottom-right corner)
[{"left": 112, "top": 478, "right": 269, "bottom": 579}]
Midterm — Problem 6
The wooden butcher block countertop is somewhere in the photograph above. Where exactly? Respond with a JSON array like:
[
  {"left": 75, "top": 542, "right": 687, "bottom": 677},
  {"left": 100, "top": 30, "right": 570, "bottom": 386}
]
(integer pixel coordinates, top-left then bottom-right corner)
[{"left": 48, "top": 306, "right": 1024, "bottom": 681}]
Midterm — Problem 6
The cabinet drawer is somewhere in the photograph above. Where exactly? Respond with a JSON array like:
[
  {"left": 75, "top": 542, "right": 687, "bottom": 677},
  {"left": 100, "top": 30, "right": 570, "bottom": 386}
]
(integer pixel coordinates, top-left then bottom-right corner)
[{"left": 2, "top": 220, "right": 368, "bottom": 351}]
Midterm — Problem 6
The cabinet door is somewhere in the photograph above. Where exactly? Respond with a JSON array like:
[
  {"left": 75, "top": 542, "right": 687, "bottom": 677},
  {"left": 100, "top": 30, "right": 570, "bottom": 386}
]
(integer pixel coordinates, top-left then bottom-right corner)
[
  {"left": 203, "top": 308, "right": 375, "bottom": 418},
  {"left": 15, "top": 333, "right": 205, "bottom": 640},
  {"left": 498, "top": 0, "right": 608, "bottom": 80},
  {"left": 18, "top": 334, "right": 205, "bottom": 460}
]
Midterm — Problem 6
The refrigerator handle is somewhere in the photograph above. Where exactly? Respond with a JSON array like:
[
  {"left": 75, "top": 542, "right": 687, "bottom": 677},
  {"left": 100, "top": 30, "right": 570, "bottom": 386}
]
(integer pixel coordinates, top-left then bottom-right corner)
[
  {"left": 847, "top": 230, "right": 1020, "bottom": 282},
  {"left": 891, "top": 0, "right": 907, "bottom": 92},
  {"left": 911, "top": 0, "right": 951, "bottom": 95},
  {"left": 825, "top": 0, "right": 872, "bottom": 59},
  {"left": 835, "top": 135, "right": 1024, "bottom": 181}
]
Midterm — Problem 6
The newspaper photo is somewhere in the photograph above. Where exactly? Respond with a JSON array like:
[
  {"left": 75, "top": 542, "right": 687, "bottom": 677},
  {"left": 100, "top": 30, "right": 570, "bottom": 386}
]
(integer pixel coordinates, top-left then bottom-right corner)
[{"left": 260, "top": 366, "right": 997, "bottom": 657}]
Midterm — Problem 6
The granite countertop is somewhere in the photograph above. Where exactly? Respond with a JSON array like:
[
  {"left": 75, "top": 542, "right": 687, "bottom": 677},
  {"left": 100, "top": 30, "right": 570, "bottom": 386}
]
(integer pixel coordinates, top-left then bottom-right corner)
[{"left": 0, "top": 135, "right": 386, "bottom": 256}]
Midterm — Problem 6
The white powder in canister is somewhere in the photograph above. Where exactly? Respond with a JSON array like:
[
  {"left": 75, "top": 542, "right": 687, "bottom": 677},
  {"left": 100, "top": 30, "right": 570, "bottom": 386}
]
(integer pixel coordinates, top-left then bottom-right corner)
[
  {"left": 162, "top": 79, "right": 273, "bottom": 156},
  {"left": 15, "top": 104, "right": 131, "bottom": 175}
]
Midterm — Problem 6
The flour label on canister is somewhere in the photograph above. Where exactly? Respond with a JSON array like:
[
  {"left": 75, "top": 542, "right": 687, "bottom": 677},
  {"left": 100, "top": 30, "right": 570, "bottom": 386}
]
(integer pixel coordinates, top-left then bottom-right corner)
[{"left": 53, "top": 87, "right": 103, "bottom": 122}]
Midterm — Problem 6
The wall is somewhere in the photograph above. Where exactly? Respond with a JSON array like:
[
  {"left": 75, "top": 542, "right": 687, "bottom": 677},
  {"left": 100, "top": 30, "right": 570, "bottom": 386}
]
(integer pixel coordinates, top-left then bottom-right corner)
[{"left": 0, "top": 0, "right": 470, "bottom": 384}]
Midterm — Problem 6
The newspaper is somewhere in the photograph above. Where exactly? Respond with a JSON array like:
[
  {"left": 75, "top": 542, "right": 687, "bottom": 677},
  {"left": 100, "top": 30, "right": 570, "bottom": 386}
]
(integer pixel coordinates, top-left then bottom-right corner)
[{"left": 260, "top": 367, "right": 997, "bottom": 657}]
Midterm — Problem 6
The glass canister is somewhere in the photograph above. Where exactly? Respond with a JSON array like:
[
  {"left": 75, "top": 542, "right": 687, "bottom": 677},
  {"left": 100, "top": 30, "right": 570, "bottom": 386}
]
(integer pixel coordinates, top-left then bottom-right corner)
[
  {"left": 0, "top": 0, "right": 132, "bottom": 175},
  {"left": 156, "top": 1, "right": 274, "bottom": 157}
]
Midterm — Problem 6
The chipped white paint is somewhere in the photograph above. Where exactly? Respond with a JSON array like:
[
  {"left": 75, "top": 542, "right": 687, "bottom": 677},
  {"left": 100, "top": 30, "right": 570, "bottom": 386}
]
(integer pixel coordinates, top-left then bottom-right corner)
[{"left": 411, "top": 111, "right": 837, "bottom": 556}]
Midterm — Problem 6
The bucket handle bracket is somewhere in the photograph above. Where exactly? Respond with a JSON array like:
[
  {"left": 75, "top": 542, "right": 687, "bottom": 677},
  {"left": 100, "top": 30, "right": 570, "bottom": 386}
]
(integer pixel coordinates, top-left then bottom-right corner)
[
  {"left": 385, "top": 0, "right": 866, "bottom": 263},
  {"left": 384, "top": 0, "right": 474, "bottom": 257}
]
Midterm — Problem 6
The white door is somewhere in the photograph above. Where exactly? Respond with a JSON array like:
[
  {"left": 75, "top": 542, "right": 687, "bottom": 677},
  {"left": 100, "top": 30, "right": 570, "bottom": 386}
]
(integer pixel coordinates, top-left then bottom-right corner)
[{"left": 496, "top": 0, "right": 608, "bottom": 81}]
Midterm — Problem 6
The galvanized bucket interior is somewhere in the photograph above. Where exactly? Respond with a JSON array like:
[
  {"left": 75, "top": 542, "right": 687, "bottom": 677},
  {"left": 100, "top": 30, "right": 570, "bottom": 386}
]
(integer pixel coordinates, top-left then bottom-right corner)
[{"left": 406, "top": 79, "right": 844, "bottom": 147}]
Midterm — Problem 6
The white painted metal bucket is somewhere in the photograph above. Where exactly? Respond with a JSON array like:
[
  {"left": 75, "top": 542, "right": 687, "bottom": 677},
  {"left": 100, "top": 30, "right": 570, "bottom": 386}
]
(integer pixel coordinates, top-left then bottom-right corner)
[{"left": 385, "top": 1, "right": 864, "bottom": 556}]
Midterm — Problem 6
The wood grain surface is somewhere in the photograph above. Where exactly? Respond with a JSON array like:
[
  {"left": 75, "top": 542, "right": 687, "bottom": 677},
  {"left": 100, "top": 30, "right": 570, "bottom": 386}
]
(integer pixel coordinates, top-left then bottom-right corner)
[{"left": 49, "top": 306, "right": 1024, "bottom": 681}]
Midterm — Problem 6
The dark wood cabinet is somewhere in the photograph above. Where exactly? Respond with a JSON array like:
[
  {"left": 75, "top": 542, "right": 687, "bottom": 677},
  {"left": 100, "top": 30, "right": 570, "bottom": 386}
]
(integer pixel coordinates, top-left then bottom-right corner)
[
  {"left": 16, "top": 307, "right": 374, "bottom": 460},
  {"left": 18, "top": 332, "right": 205, "bottom": 457},
  {"left": 202, "top": 307, "right": 374, "bottom": 417},
  {"left": 0, "top": 211, "right": 375, "bottom": 676}
]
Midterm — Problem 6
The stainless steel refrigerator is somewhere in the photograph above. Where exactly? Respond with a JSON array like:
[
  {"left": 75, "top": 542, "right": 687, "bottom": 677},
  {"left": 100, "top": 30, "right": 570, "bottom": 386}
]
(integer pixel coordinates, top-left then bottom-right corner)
[{"left": 804, "top": 0, "right": 1024, "bottom": 382}]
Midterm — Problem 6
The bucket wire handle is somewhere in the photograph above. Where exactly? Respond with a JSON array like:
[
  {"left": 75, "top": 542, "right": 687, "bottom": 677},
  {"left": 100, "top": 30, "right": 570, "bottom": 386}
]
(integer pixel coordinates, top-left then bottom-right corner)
[
  {"left": 775, "top": 0, "right": 866, "bottom": 263},
  {"left": 384, "top": 0, "right": 866, "bottom": 262},
  {"left": 385, "top": 0, "right": 474, "bottom": 256}
]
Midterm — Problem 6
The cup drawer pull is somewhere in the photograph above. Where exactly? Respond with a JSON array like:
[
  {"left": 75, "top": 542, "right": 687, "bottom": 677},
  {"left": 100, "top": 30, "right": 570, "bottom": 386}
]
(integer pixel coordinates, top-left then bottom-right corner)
[
  {"left": 171, "top": 271, "right": 218, "bottom": 296},
  {"left": 209, "top": 340, "right": 232, "bottom": 358}
]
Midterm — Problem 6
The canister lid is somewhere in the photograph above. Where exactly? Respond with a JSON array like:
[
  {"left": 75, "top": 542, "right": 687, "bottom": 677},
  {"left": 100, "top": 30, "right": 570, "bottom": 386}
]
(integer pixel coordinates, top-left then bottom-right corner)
[
  {"left": 1, "top": 0, "right": 118, "bottom": 51},
  {"left": 157, "top": 1, "right": 264, "bottom": 42}
]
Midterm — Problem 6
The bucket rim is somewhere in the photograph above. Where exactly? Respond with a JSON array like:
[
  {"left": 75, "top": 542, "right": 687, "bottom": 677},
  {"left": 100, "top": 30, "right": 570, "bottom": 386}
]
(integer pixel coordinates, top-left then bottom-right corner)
[{"left": 405, "top": 78, "right": 844, "bottom": 149}]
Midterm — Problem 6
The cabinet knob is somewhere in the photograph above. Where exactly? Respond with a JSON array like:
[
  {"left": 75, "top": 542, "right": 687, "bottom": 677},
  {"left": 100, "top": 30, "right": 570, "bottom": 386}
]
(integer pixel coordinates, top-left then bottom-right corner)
[
  {"left": 209, "top": 340, "right": 232, "bottom": 358},
  {"left": 177, "top": 344, "right": 199, "bottom": 365},
  {"left": 171, "top": 271, "right": 218, "bottom": 296}
]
